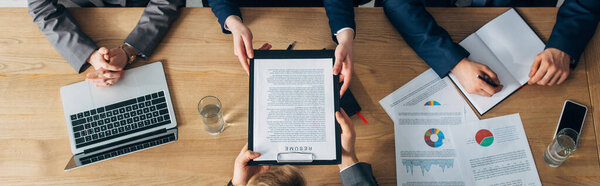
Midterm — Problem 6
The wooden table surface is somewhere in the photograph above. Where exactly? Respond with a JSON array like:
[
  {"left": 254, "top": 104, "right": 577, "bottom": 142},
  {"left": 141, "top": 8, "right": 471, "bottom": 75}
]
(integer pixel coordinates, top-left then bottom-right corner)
[{"left": 1, "top": 7, "right": 599, "bottom": 185}]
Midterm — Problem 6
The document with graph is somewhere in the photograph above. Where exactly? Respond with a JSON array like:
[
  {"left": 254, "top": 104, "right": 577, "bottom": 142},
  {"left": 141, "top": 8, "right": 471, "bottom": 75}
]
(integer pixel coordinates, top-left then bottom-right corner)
[
  {"left": 391, "top": 105, "right": 467, "bottom": 185},
  {"left": 453, "top": 114, "right": 541, "bottom": 186}
]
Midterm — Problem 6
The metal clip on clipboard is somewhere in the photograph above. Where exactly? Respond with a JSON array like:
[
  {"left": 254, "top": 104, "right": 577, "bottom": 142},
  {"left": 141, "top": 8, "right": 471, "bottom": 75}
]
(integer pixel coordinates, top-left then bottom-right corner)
[{"left": 276, "top": 152, "right": 314, "bottom": 163}]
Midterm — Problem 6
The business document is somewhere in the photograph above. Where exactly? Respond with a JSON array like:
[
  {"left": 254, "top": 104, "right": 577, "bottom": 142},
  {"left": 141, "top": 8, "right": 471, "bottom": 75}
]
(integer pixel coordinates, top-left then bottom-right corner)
[{"left": 251, "top": 58, "right": 337, "bottom": 162}]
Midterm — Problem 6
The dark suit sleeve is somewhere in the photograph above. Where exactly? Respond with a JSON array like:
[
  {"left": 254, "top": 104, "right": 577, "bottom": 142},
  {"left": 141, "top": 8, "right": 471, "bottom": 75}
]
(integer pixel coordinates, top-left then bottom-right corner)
[
  {"left": 324, "top": 0, "right": 356, "bottom": 43},
  {"left": 28, "top": 0, "right": 97, "bottom": 73},
  {"left": 546, "top": 0, "right": 600, "bottom": 68},
  {"left": 339, "top": 162, "right": 378, "bottom": 186},
  {"left": 125, "top": 0, "right": 185, "bottom": 59},
  {"left": 208, "top": 0, "right": 242, "bottom": 34},
  {"left": 383, "top": 0, "right": 469, "bottom": 77}
]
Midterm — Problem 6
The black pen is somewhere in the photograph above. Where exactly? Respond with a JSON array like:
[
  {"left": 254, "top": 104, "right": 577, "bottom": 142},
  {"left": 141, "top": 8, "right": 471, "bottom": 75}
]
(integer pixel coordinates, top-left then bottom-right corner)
[
  {"left": 477, "top": 74, "right": 499, "bottom": 87},
  {"left": 286, "top": 41, "right": 296, "bottom": 50}
]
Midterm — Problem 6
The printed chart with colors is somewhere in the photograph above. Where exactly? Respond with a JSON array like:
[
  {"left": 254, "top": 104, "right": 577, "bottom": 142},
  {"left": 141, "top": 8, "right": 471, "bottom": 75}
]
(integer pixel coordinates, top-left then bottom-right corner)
[
  {"left": 424, "top": 100, "right": 441, "bottom": 106},
  {"left": 424, "top": 128, "right": 445, "bottom": 148},
  {"left": 475, "top": 129, "right": 494, "bottom": 147}
]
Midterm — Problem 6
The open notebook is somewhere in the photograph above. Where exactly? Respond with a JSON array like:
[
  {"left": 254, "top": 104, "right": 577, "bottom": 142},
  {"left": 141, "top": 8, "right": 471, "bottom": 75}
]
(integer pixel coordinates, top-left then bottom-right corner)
[{"left": 448, "top": 8, "right": 545, "bottom": 116}]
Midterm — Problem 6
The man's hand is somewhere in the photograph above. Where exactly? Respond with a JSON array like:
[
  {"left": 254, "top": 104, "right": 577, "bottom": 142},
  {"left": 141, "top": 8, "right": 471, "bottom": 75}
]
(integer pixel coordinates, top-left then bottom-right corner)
[
  {"left": 451, "top": 58, "right": 503, "bottom": 97},
  {"left": 226, "top": 16, "right": 254, "bottom": 74},
  {"left": 87, "top": 47, "right": 123, "bottom": 71},
  {"left": 337, "top": 109, "right": 359, "bottom": 170},
  {"left": 334, "top": 29, "right": 354, "bottom": 97},
  {"left": 85, "top": 69, "right": 124, "bottom": 87},
  {"left": 85, "top": 47, "right": 128, "bottom": 87},
  {"left": 528, "top": 48, "right": 571, "bottom": 86},
  {"left": 232, "top": 144, "right": 270, "bottom": 186}
]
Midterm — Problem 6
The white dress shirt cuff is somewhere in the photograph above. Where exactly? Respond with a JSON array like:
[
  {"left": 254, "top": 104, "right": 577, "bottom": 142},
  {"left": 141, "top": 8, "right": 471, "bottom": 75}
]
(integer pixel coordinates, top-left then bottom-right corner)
[
  {"left": 334, "top": 27, "right": 354, "bottom": 36},
  {"left": 339, "top": 162, "right": 361, "bottom": 173}
]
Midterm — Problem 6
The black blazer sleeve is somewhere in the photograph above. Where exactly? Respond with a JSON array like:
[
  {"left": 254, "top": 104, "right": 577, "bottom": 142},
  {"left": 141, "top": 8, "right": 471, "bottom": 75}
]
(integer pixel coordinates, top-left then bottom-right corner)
[
  {"left": 324, "top": 0, "right": 356, "bottom": 43},
  {"left": 383, "top": 0, "right": 470, "bottom": 78},
  {"left": 546, "top": 0, "right": 600, "bottom": 68},
  {"left": 208, "top": 0, "right": 242, "bottom": 34},
  {"left": 125, "top": 0, "right": 185, "bottom": 58},
  {"left": 28, "top": 0, "right": 98, "bottom": 73}
]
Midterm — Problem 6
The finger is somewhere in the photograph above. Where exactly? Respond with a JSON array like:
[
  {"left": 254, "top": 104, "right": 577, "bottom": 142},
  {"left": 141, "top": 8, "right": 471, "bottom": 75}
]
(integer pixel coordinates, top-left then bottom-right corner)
[
  {"left": 258, "top": 43, "right": 272, "bottom": 50},
  {"left": 98, "top": 47, "right": 109, "bottom": 55},
  {"left": 242, "top": 34, "right": 254, "bottom": 59},
  {"left": 529, "top": 54, "right": 542, "bottom": 77},
  {"left": 235, "top": 39, "right": 250, "bottom": 75},
  {"left": 479, "top": 82, "right": 497, "bottom": 96},
  {"left": 529, "top": 63, "right": 548, "bottom": 84},
  {"left": 340, "top": 72, "right": 351, "bottom": 97},
  {"left": 557, "top": 72, "right": 569, "bottom": 85},
  {"left": 336, "top": 111, "right": 352, "bottom": 134},
  {"left": 548, "top": 72, "right": 562, "bottom": 86},
  {"left": 539, "top": 68, "right": 556, "bottom": 85},
  {"left": 240, "top": 150, "right": 261, "bottom": 164},
  {"left": 480, "top": 66, "right": 501, "bottom": 85},
  {"left": 333, "top": 58, "right": 342, "bottom": 75},
  {"left": 85, "top": 77, "right": 107, "bottom": 84},
  {"left": 101, "top": 62, "right": 123, "bottom": 71},
  {"left": 475, "top": 89, "right": 492, "bottom": 97}
]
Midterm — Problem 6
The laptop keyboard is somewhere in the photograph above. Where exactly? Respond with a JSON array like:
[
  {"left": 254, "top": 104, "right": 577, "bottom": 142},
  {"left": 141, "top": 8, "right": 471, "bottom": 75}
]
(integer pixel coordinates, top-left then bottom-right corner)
[
  {"left": 79, "top": 133, "right": 176, "bottom": 165},
  {"left": 69, "top": 91, "right": 172, "bottom": 148}
]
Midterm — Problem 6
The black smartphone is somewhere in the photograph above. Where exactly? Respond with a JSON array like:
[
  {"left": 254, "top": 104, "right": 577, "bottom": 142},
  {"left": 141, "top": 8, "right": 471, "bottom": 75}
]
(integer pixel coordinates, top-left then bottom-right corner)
[{"left": 553, "top": 100, "right": 588, "bottom": 143}]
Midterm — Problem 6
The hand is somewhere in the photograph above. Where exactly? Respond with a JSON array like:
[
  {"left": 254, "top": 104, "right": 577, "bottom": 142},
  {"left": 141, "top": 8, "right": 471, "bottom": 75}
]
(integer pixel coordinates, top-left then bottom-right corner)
[
  {"left": 337, "top": 109, "right": 358, "bottom": 170},
  {"left": 334, "top": 29, "right": 355, "bottom": 97},
  {"left": 85, "top": 68, "right": 124, "bottom": 87},
  {"left": 86, "top": 47, "right": 124, "bottom": 71},
  {"left": 85, "top": 47, "right": 128, "bottom": 87},
  {"left": 451, "top": 58, "right": 503, "bottom": 97},
  {"left": 232, "top": 144, "right": 270, "bottom": 186},
  {"left": 226, "top": 16, "right": 254, "bottom": 75},
  {"left": 528, "top": 48, "right": 571, "bottom": 86}
]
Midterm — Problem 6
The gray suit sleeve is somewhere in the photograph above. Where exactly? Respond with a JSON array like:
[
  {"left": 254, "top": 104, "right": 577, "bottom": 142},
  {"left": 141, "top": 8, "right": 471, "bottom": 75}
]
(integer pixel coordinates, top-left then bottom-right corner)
[
  {"left": 124, "top": 0, "right": 185, "bottom": 59},
  {"left": 28, "top": 0, "right": 97, "bottom": 73},
  {"left": 339, "top": 162, "right": 378, "bottom": 186}
]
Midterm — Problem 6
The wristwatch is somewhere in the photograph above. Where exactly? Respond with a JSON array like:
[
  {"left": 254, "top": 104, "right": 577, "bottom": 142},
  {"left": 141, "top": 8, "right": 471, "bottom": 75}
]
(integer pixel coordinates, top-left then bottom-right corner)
[{"left": 119, "top": 44, "right": 138, "bottom": 65}]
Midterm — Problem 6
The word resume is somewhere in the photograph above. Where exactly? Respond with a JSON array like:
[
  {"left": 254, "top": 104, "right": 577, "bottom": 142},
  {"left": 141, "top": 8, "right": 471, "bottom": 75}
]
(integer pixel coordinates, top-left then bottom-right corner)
[{"left": 251, "top": 58, "right": 337, "bottom": 163}]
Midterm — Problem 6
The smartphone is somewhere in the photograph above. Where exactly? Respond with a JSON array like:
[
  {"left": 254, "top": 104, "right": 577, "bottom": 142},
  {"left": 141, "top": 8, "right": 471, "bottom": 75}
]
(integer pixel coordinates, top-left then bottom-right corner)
[{"left": 553, "top": 100, "right": 588, "bottom": 143}]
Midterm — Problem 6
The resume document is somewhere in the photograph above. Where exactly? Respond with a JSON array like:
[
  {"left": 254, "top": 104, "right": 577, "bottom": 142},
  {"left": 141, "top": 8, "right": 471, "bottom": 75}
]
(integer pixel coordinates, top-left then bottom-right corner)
[{"left": 251, "top": 58, "right": 337, "bottom": 162}]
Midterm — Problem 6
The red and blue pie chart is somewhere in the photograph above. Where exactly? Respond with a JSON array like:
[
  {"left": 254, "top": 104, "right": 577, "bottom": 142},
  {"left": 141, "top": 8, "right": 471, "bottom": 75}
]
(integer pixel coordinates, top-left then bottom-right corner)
[
  {"left": 424, "top": 128, "right": 445, "bottom": 148},
  {"left": 475, "top": 129, "right": 494, "bottom": 147}
]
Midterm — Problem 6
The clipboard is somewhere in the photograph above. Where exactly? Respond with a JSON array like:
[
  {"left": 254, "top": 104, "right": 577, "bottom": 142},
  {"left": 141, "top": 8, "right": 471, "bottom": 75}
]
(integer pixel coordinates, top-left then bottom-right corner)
[{"left": 248, "top": 50, "right": 341, "bottom": 165}]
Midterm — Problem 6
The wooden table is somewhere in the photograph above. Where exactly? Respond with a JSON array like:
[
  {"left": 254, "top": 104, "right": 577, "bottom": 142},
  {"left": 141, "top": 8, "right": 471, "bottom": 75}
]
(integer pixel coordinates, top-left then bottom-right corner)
[{"left": 1, "top": 7, "right": 599, "bottom": 185}]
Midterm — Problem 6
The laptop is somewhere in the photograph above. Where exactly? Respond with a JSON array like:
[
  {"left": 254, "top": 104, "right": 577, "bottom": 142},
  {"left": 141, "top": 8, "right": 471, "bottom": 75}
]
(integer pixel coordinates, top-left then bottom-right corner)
[{"left": 60, "top": 62, "right": 178, "bottom": 171}]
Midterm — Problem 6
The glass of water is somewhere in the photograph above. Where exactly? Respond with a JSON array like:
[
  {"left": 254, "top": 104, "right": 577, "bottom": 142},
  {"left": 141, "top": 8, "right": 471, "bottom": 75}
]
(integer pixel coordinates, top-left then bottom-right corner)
[
  {"left": 198, "top": 96, "right": 226, "bottom": 135},
  {"left": 544, "top": 128, "right": 578, "bottom": 167}
]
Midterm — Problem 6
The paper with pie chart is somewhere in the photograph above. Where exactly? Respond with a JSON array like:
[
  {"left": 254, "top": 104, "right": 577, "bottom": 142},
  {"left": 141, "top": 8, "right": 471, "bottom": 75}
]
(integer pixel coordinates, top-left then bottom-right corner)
[
  {"left": 453, "top": 114, "right": 541, "bottom": 186},
  {"left": 391, "top": 105, "right": 467, "bottom": 185}
]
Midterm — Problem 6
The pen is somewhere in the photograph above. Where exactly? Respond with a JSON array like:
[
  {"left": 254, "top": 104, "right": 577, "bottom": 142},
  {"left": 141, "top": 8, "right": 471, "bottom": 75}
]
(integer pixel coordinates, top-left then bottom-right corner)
[
  {"left": 286, "top": 41, "right": 296, "bottom": 50},
  {"left": 357, "top": 112, "right": 368, "bottom": 124},
  {"left": 477, "top": 74, "right": 499, "bottom": 87}
]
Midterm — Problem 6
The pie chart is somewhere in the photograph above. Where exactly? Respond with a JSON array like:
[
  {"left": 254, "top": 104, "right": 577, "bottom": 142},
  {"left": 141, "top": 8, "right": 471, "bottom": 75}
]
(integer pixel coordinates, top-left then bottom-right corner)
[
  {"left": 475, "top": 129, "right": 494, "bottom": 147},
  {"left": 425, "top": 100, "right": 441, "bottom": 106},
  {"left": 424, "top": 128, "right": 445, "bottom": 148}
]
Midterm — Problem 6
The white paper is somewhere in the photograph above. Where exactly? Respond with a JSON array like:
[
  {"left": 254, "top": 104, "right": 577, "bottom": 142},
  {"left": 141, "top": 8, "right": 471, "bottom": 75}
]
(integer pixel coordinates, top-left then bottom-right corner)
[
  {"left": 252, "top": 58, "right": 336, "bottom": 161},
  {"left": 393, "top": 105, "right": 468, "bottom": 186},
  {"left": 454, "top": 114, "right": 541, "bottom": 186},
  {"left": 450, "top": 8, "right": 545, "bottom": 115},
  {"left": 476, "top": 8, "right": 545, "bottom": 84},
  {"left": 380, "top": 68, "right": 479, "bottom": 122},
  {"left": 451, "top": 34, "right": 521, "bottom": 116}
]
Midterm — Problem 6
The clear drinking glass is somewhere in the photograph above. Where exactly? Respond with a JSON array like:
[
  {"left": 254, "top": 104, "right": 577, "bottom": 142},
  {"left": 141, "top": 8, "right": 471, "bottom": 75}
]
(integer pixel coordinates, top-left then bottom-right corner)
[
  {"left": 198, "top": 96, "right": 226, "bottom": 135},
  {"left": 544, "top": 128, "right": 578, "bottom": 167}
]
